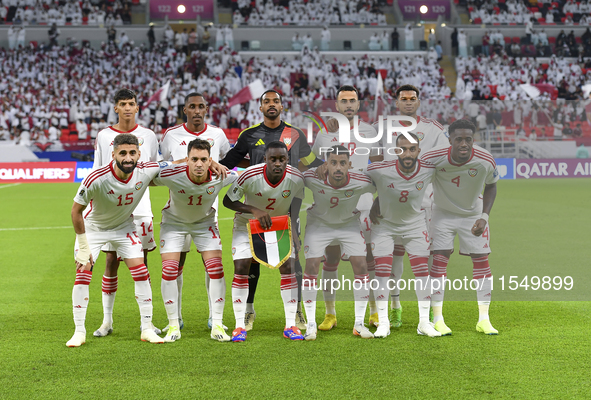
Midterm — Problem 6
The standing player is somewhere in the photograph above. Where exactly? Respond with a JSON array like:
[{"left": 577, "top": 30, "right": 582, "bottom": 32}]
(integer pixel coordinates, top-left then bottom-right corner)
[
  {"left": 220, "top": 90, "right": 323, "bottom": 332},
  {"left": 92, "top": 89, "right": 160, "bottom": 338},
  {"left": 67, "top": 134, "right": 168, "bottom": 347},
  {"left": 311, "top": 85, "right": 379, "bottom": 331},
  {"left": 153, "top": 139, "right": 236, "bottom": 342},
  {"left": 301, "top": 145, "right": 377, "bottom": 340},
  {"left": 159, "top": 92, "right": 231, "bottom": 332},
  {"left": 367, "top": 133, "right": 441, "bottom": 337},
  {"left": 223, "top": 142, "right": 306, "bottom": 342},
  {"left": 375, "top": 84, "right": 448, "bottom": 328},
  {"left": 421, "top": 119, "right": 499, "bottom": 335}
]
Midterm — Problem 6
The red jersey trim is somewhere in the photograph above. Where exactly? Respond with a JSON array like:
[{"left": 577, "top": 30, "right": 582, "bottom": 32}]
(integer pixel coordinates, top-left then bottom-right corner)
[
  {"left": 324, "top": 172, "right": 351, "bottom": 189},
  {"left": 84, "top": 199, "right": 93, "bottom": 219},
  {"left": 83, "top": 164, "right": 110, "bottom": 186},
  {"left": 109, "top": 124, "right": 139, "bottom": 134},
  {"left": 187, "top": 168, "right": 213, "bottom": 185},
  {"left": 237, "top": 166, "right": 264, "bottom": 185},
  {"left": 263, "top": 164, "right": 287, "bottom": 188},
  {"left": 448, "top": 147, "right": 474, "bottom": 166},
  {"left": 183, "top": 123, "right": 208, "bottom": 136},
  {"left": 474, "top": 150, "right": 497, "bottom": 167},
  {"left": 395, "top": 160, "right": 421, "bottom": 181},
  {"left": 110, "top": 161, "right": 134, "bottom": 183},
  {"left": 349, "top": 172, "right": 372, "bottom": 183},
  {"left": 421, "top": 148, "right": 449, "bottom": 160},
  {"left": 161, "top": 123, "right": 183, "bottom": 142}
]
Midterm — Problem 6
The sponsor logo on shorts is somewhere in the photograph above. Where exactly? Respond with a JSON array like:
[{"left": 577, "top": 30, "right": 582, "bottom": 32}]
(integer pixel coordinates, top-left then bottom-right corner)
[
  {"left": 304, "top": 245, "right": 309, "bottom": 254},
  {"left": 282, "top": 190, "right": 291, "bottom": 198},
  {"left": 206, "top": 186, "right": 215, "bottom": 195},
  {"left": 160, "top": 239, "right": 165, "bottom": 248},
  {"left": 416, "top": 132, "right": 424, "bottom": 141},
  {"left": 135, "top": 181, "right": 143, "bottom": 190},
  {"left": 345, "top": 190, "right": 354, "bottom": 198},
  {"left": 371, "top": 242, "right": 375, "bottom": 250},
  {"left": 232, "top": 247, "right": 236, "bottom": 255},
  {"left": 416, "top": 181, "right": 424, "bottom": 191},
  {"left": 207, "top": 138, "right": 215, "bottom": 146},
  {"left": 468, "top": 168, "right": 478, "bottom": 177}
]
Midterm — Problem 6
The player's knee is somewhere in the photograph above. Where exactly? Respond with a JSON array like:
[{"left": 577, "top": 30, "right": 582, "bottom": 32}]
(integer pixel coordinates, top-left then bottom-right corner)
[
  {"left": 162, "top": 259, "right": 179, "bottom": 281},
  {"left": 205, "top": 257, "right": 224, "bottom": 279},
  {"left": 129, "top": 263, "right": 150, "bottom": 281}
]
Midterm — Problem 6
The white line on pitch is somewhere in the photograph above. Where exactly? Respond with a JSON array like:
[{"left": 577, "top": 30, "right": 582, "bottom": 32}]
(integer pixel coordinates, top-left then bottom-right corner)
[
  {"left": 0, "top": 226, "right": 71, "bottom": 231},
  {"left": 0, "top": 183, "right": 21, "bottom": 189}
]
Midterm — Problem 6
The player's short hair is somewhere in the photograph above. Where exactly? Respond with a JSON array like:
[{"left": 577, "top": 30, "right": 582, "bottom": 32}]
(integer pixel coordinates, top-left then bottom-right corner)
[
  {"left": 395, "top": 84, "right": 420, "bottom": 99},
  {"left": 265, "top": 141, "right": 288, "bottom": 154},
  {"left": 448, "top": 119, "right": 476, "bottom": 136},
  {"left": 336, "top": 85, "right": 359, "bottom": 99},
  {"left": 396, "top": 132, "right": 420, "bottom": 146},
  {"left": 327, "top": 145, "right": 350, "bottom": 159},
  {"left": 260, "top": 89, "right": 282, "bottom": 105},
  {"left": 187, "top": 138, "right": 211, "bottom": 155},
  {"left": 184, "top": 92, "right": 206, "bottom": 105},
  {"left": 113, "top": 133, "right": 139, "bottom": 149},
  {"left": 113, "top": 88, "right": 137, "bottom": 105}
]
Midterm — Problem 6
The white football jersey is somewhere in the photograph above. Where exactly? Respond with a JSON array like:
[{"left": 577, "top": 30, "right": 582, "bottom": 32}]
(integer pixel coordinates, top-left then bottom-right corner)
[
  {"left": 226, "top": 163, "right": 305, "bottom": 229},
  {"left": 159, "top": 123, "right": 231, "bottom": 163},
  {"left": 153, "top": 166, "right": 238, "bottom": 225},
  {"left": 311, "top": 120, "right": 377, "bottom": 172},
  {"left": 92, "top": 124, "right": 158, "bottom": 218},
  {"left": 366, "top": 160, "right": 436, "bottom": 233},
  {"left": 304, "top": 169, "right": 375, "bottom": 225},
  {"left": 421, "top": 145, "right": 499, "bottom": 216},
  {"left": 74, "top": 161, "right": 162, "bottom": 231},
  {"left": 374, "top": 115, "right": 449, "bottom": 161}
]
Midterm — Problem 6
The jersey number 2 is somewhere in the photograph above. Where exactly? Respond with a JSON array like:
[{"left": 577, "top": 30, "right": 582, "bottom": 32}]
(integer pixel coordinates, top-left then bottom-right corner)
[{"left": 266, "top": 198, "right": 276, "bottom": 210}]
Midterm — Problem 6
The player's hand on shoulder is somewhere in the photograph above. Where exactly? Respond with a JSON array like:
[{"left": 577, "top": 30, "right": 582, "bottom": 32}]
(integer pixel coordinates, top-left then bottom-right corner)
[
  {"left": 210, "top": 160, "right": 228, "bottom": 180},
  {"left": 369, "top": 198, "right": 382, "bottom": 225},
  {"left": 326, "top": 118, "right": 339, "bottom": 133},
  {"left": 315, "top": 162, "right": 328, "bottom": 180},
  {"left": 252, "top": 209, "right": 272, "bottom": 230},
  {"left": 471, "top": 218, "right": 487, "bottom": 236}
]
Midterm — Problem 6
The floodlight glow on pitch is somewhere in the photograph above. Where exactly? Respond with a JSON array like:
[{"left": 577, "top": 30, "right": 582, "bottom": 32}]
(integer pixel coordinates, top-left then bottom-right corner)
[
  {"left": 178, "top": 4, "right": 186, "bottom": 13},
  {"left": 420, "top": 5, "right": 428, "bottom": 13}
]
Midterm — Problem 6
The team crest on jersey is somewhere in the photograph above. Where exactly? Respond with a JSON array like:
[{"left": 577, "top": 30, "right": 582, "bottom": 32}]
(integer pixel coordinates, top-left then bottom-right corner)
[
  {"left": 304, "top": 245, "right": 309, "bottom": 254},
  {"left": 416, "top": 132, "right": 424, "bottom": 141},
  {"left": 138, "top": 137, "right": 144, "bottom": 146},
  {"left": 282, "top": 190, "right": 291, "bottom": 198},
  {"left": 232, "top": 247, "right": 236, "bottom": 255},
  {"left": 206, "top": 186, "right": 215, "bottom": 195},
  {"left": 160, "top": 240, "right": 165, "bottom": 248},
  {"left": 371, "top": 242, "right": 375, "bottom": 251},
  {"left": 345, "top": 190, "right": 354, "bottom": 198},
  {"left": 135, "top": 181, "right": 143, "bottom": 190},
  {"left": 207, "top": 138, "right": 214, "bottom": 147},
  {"left": 416, "top": 181, "right": 424, "bottom": 191},
  {"left": 468, "top": 168, "right": 478, "bottom": 177}
]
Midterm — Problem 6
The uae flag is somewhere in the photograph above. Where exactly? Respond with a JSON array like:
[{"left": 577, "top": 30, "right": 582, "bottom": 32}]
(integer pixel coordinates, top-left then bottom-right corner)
[{"left": 248, "top": 215, "right": 292, "bottom": 269}]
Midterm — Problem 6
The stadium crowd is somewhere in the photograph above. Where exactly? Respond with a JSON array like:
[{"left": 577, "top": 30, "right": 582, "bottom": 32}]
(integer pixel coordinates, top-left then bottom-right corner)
[
  {"left": 0, "top": 0, "right": 135, "bottom": 26},
  {"left": 468, "top": 0, "right": 591, "bottom": 25},
  {"left": 230, "top": 0, "right": 388, "bottom": 25}
]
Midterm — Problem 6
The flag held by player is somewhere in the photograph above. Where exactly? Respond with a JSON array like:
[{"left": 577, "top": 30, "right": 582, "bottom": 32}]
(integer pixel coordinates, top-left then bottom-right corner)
[{"left": 248, "top": 215, "right": 292, "bottom": 269}]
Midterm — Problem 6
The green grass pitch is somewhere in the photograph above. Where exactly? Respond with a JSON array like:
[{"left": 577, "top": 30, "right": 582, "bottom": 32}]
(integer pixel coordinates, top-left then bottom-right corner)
[{"left": 0, "top": 179, "right": 589, "bottom": 399}]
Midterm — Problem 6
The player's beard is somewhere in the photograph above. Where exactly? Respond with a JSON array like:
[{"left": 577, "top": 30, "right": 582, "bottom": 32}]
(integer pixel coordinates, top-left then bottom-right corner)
[
  {"left": 400, "top": 157, "right": 417, "bottom": 171},
  {"left": 264, "top": 109, "right": 280, "bottom": 120},
  {"left": 116, "top": 159, "right": 137, "bottom": 174}
]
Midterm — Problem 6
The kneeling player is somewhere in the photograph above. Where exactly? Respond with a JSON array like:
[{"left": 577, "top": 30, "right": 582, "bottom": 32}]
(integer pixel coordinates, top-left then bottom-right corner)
[
  {"left": 367, "top": 133, "right": 441, "bottom": 337},
  {"left": 223, "top": 141, "right": 305, "bottom": 342},
  {"left": 421, "top": 119, "right": 499, "bottom": 335},
  {"left": 152, "top": 139, "right": 237, "bottom": 342},
  {"left": 301, "top": 145, "right": 378, "bottom": 340}
]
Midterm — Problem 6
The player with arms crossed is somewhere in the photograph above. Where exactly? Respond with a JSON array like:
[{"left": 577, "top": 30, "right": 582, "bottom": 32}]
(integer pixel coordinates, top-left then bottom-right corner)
[
  {"left": 92, "top": 88, "right": 160, "bottom": 338},
  {"left": 153, "top": 139, "right": 236, "bottom": 342},
  {"left": 375, "top": 84, "right": 449, "bottom": 328},
  {"left": 311, "top": 85, "right": 380, "bottom": 331},
  {"left": 159, "top": 92, "right": 231, "bottom": 332},
  {"left": 223, "top": 141, "right": 306, "bottom": 342},
  {"left": 220, "top": 90, "right": 322, "bottom": 332},
  {"left": 67, "top": 134, "right": 170, "bottom": 347},
  {"left": 301, "top": 145, "right": 377, "bottom": 340},
  {"left": 367, "top": 133, "right": 441, "bottom": 337},
  {"left": 421, "top": 119, "right": 499, "bottom": 336}
]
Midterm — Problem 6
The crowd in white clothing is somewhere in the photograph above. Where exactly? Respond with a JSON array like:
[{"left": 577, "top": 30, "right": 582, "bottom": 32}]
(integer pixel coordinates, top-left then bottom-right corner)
[{"left": 232, "top": 0, "right": 387, "bottom": 26}]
